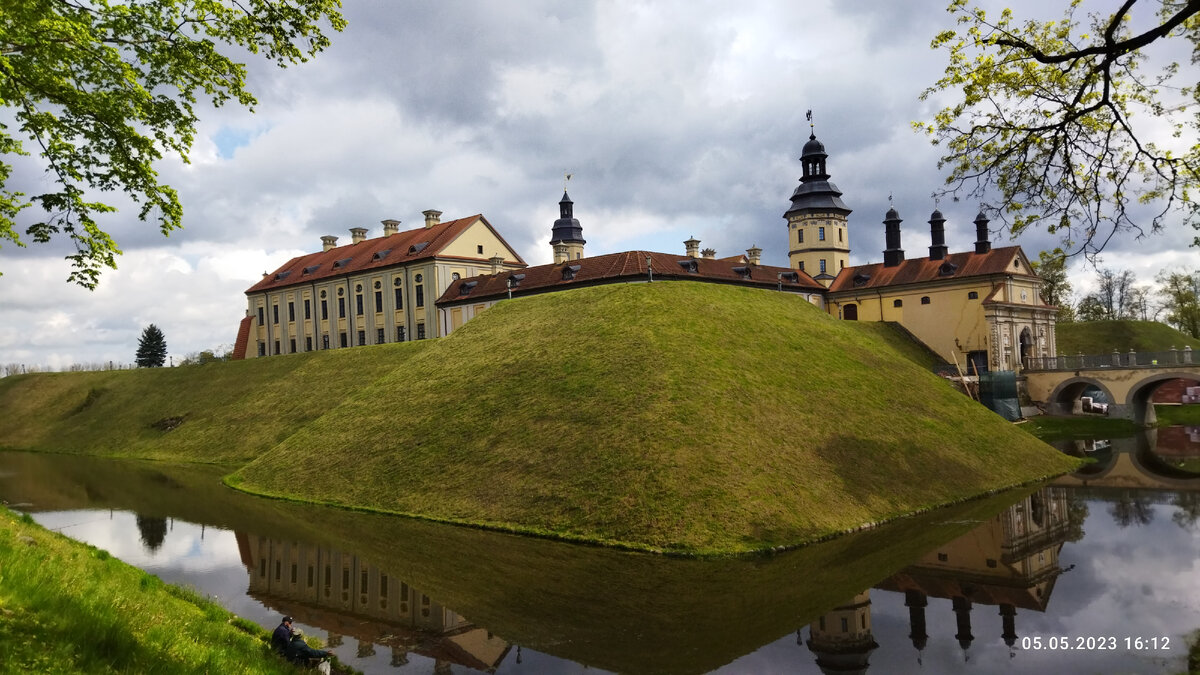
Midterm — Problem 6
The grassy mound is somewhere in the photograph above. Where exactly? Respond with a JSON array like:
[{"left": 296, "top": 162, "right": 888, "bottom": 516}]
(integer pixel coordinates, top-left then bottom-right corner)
[
  {"left": 0, "top": 340, "right": 432, "bottom": 463},
  {"left": 231, "top": 282, "right": 1076, "bottom": 554},
  {"left": 1057, "top": 320, "right": 1200, "bottom": 354}
]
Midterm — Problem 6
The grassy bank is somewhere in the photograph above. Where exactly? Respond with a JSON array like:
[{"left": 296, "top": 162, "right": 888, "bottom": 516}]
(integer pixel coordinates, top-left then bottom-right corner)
[
  {"left": 231, "top": 282, "right": 1077, "bottom": 553},
  {"left": 1156, "top": 404, "right": 1200, "bottom": 426},
  {"left": 1021, "top": 416, "right": 1144, "bottom": 442},
  {"left": 0, "top": 507, "right": 341, "bottom": 674},
  {"left": 1056, "top": 320, "right": 1200, "bottom": 354}
]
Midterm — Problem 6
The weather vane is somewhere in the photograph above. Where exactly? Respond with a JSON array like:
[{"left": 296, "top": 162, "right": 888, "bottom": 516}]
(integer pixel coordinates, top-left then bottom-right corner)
[
  {"left": 888, "top": 192, "right": 894, "bottom": 207},
  {"left": 806, "top": 109, "right": 813, "bottom": 133},
  {"left": 564, "top": 171, "right": 572, "bottom": 192}
]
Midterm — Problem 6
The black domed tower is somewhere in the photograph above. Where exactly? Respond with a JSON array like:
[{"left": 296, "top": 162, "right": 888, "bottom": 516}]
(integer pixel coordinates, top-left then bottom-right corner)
[
  {"left": 784, "top": 123, "right": 852, "bottom": 285},
  {"left": 550, "top": 191, "right": 585, "bottom": 263}
]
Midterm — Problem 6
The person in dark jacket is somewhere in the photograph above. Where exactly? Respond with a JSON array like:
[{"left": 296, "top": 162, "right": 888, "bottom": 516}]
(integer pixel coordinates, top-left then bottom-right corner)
[
  {"left": 271, "top": 616, "right": 294, "bottom": 655},
  {"left": 286, "top": 629, "right": 333, "bottom": 665}
]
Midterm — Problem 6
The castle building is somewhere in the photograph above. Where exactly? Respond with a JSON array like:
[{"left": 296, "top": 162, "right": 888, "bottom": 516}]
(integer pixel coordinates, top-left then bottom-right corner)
[
  {"left": 235, "top": 212, "right": 526, "bottom": 358},
  {"left": 785, "top": 132, "right": 852, "bottom": 284}
]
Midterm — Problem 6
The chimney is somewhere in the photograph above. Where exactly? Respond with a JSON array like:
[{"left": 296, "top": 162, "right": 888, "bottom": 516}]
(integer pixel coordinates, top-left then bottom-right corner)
[
  {"left": 423, "top": 209, "right": 442, "bottom": 229},
  {"left": 684, "top": 236, "right": 700, "bottom": 258},
  {"left": 883, "top": 207, "right": 905, "bottom": 267},
  {"left": 701, "top": 248, "right": 716, "bottom": 259},
  {"left": 321, "top": 235, "right": 338, "bottom": 252},
  {"left": 489, "top": 254, "right": 505, "bottom": 274},
  {"left": 381, "top": 219, "right": 400, "bottom": 236},
  {"left": 746, "top": 245, "right": 762, "bottom": 266},
  {"left": 974, "top": 210, "right": 991, "bottom": 254},
  {"left": 349, "top": 227, "right": 368, "bottom": 244},
  {"left": 928, "top": 209, "right": 948, "bottom": 260}
]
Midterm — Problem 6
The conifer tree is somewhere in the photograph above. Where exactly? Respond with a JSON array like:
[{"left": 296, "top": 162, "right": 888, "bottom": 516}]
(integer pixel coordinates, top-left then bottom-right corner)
[{"left": 135, "top": 324, "right": 167, "bottom": 368}]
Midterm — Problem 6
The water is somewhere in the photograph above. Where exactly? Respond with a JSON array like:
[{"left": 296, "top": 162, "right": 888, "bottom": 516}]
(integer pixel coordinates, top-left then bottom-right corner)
[{"left": 1, "top": 436, "right": 1197, "bottom": 675}]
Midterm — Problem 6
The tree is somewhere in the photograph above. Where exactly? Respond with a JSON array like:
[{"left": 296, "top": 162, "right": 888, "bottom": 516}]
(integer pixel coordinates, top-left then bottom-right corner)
[
  {"left": 917, "top": 1, "right": 1200, "bottom": 258},
  {"left": 1, "top": 0, "right": 345, "bottom": 288},
  {"left": 135, "top": 323, "right": 167, "bottom": 368},
  {"left": 1031, "top": 248, "right": 1076, "bottom": 321},
  {"left": 1157, "top": 268, "right": 1200, "bottom": 337},
  {"left": 1094, "top": 267, "right": 1137, "bottom": 319}
]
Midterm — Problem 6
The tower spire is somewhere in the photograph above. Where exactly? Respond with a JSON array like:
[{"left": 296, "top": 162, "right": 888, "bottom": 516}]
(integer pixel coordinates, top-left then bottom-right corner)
[{"left": 550, "top": 184, "right": 586, "bottom": 264}]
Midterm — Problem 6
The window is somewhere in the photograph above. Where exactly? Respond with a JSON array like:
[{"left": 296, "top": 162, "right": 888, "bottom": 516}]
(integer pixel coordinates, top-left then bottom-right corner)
[
  {"left": 416, "top": 323, "right": 426, "bottom": 340},
  {"left": 376, "top": 327, "right": 384, "bottom": 344},
  {"left": 289, "top": 338, "right": 296, "bottom": 353},
  {"left": 819, "top": 259, "right": 827, "bottom": 274},
  {"left": 986, "top": 558, "right": 997, "bottom": 568},
  {"left": 415, "top": 284, "right": 424, "bottom": 307},
  {"left": 322, "top": 334, "right": 330, "bottom": 349},
  {"left": 819, "top": 226, "right": 826, "bottom": 241},
  {"left": 307, "top": 566, "right": 314, "bottom": 587},
  {"left": 477, "top": 245, "right": 484, "bottom": 254},
  {"left": 275, "top": 560, "right": 281, "bottom": 581},
  {"left": 840, "top": 618, "right": 848, "bottom": 632},
  {"left": 257, "top": 342, "right": 265, "bottom": 357},
  {"left": 937, "top": 552, "right": 948, "bottom": 561},
  {"left": 452, "top": 272, "right": 461, "bottom": 281},
  {"left": 798, "top": 229, "right": 804, "bottom": 243},
  {"left": 374, "top": 291, "right": 383, "bottom": 313},
  {"left": 840, "top": 260, "right": 845, "bottom": 269},
  {"left": 357, "top": 330, "right": 366, "bottom": 346},
  {"left": 287, "top": 302, "right": 295, "bottom": 322},
  {"left": 355, "top": 283, "right": 362, "bottom": 292},
  {"left": 273, "top": 304, "right": 279, "bottom": 324},
  {"left": 321, "top": 300, "right": 328, "bottom": 320},
  {"left": 356, "top": 294, "right": 363, "bottom": 316},
  {"left": 338, "top": 297, "right": 346, "bottom": 318},
  {"left": 414, "top": 274, "right": 423, "bottom": 283},
  {"left": 921, "top": 296, "right": 931, "bottom": 305},
  {"left": 304, "top": 299, "right": 311, "bottom": 320},
  {"left": 968, "top": 291, "right": 979, "bottom": 299},
  {"left": 320, "top": 289, "right": 326, "bottom": 299},
  {"left": 257, "top": 307, "right": 264, "bottom": 324},
  {"left": 274, "top": 340, "right": 280, "bottom": 355},
  {"left": 893, "top": 299, "right": 903, "bottom": 308},
  {"left": 838, "top": 228, "right": 843, "bottom": 242},
  {"left": 394, "top": 288, "right": 403, "bottom": 309},
  {"left": 305, "top": 336, "right": 312, "bottom": 351},
  {"left": 374, "top": 280, "right": 381, "bottom": 289},
  {"left": 798, "top": 261, "right": 805, "bottom": 271},
  {"left": 291, "top": 564, "right": 297, "bottom": 584},
  {"left": 339, "top": 332, "right": 347, "bottom": 348},
  {"left": 396, "top": 326, "right": 406, "bottom": 342}
]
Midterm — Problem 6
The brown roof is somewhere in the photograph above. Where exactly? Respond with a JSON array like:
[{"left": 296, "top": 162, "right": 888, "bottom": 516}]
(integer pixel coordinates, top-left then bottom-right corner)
[
  {"left": 437, "top": 250, "right": 825, "bottom": 306},
  {"left": 231, "top": 315, "right": 253, "bottom": 360},
  {"left": 245, "top": 215, "right": 527, "bottom": 294},
  {"left": 827, "top": 246, "right": 1032, "bottom": 293}
]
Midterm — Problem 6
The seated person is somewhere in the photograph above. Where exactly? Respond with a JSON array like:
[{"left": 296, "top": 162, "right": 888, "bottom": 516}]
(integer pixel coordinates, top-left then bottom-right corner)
[
  {"left": 286, "top": 629, "right": 334, "bottom": 665},
  {"left": 271, "top": 616, "right": 294, "bottom": 655}
]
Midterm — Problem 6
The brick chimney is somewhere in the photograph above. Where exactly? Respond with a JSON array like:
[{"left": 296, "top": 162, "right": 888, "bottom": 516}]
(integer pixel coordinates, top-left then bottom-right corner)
[
  {"left": 684, "top": 236, "right": 700, "bottom": 258},
  {"left": 349, "top": 227, "right": 368, "bottom": 244},
  {"left": 489, "top": 254, "right": 505, "bottom": 274},
  {"left": 746, "top": 245, "right": 762, "bottom": 266},
  {"left": 974, "top": 210, "right": 991, "bottom": 254},
  {"left": 321, "top": 235, "right": 338, "bottom": 252},
  {"left": 423, "top": 209, "right": 442, "bottom": 229},
  {"left": 701, "top": 248, "right": 716, "bottom": 259},
  {"left": 381, "top": 219, "right": 400, "bottom": 236}
]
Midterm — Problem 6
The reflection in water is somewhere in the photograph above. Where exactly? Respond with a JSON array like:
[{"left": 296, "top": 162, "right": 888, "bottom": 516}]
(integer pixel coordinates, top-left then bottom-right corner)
[
  {"left": 236, "top": 534, "right": 510, "bottom": 673},
  {"left": 2, "top": 450, "right": 1197, "bottom": 674}
]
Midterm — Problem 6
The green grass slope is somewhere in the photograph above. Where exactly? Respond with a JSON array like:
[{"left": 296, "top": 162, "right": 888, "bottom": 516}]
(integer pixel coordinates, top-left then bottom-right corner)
[
  {"left": 1056, "top": 320, "right": 1200, "bottom": 354},
  {"left": 232, "top": 282, "right": 1076, "bottom": 554},
  {"left": 0, "top": 341, "right": 432, "bottom": 463}
]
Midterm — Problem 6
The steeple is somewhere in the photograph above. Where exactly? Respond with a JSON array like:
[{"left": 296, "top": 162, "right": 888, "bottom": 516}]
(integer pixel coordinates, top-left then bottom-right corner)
[
  {"left": 784, "top": 115, "right": 852, "bottom": 281},
  {"left": 973, "top": 210, "right": 991, "bottom": 254},
  {"left": 928, "top": 208, "right": 948, "bottom": 261},
  {"left": 883, "top": 206, "right": 905, "bottom": 267},
  {"left": 550, "top": 190, "right": 586, "bottom": 264}
]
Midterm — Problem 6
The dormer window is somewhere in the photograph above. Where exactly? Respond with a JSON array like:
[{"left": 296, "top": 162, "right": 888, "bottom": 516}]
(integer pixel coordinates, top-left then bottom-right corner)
[
  {"left": 372, "top": 249, "right": 391, "bottom": 261},
  {"left": 562, "top": 264, "right": 581, "bottom": 280},
  {"left": 458, "top": 281, "right": 477, "bottom": 296},
  {"left": 939, "top": 261, "right": 958, "bottom": 276},
  {"left": 678, "top": 259, "right": 699, "bottom": 273},
  {"left": 853, "top": 272, "right": 870, "bottom": 287},
  {"left": 333, "top": 258, "right": 352, "bottom": 269},
  {"left": 780, "top": 271, "right": 800, "bottom": 283},
  {"left": 408, "top": 242, "right": 429, "bottom": 254},
  {"left": 508, "top": 273, "right": 525, "bottom": 287},
  {"left": 274, "top": 270, "right": 291, "bottom": 281},
  {"left": 301, "top": 265, "right": 320, "bottom": 276},
  {"left": 732, "top": 266, "right": 751, "bottom": 278}
]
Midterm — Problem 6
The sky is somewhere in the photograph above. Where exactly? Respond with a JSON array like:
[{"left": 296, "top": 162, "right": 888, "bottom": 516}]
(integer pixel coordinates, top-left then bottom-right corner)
[{"left": 1, "top": 0, "right": 1196, "bottom": 369}]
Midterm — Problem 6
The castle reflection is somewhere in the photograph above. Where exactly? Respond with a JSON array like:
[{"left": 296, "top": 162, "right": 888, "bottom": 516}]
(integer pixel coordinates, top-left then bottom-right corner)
[
  {"left": 235, "top": 534, "right": 510, "bottom": 672},
  {"left": 802, "top": 487, "right": 1070, "bottom": 673},
  {"left": 234, "top": 487, "right": 1071, "bottom": 674}
]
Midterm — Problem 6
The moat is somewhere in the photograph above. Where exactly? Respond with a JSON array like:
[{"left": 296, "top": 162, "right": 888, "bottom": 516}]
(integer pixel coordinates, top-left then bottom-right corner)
[{"left": 1, "top": 430, "right": 1197, "bottom": 674}]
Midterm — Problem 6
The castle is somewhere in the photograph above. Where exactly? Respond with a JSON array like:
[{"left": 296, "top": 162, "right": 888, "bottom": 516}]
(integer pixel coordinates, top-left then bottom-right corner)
[{"left": 236, "top": 131, "right": 1057, "bottom": 374}]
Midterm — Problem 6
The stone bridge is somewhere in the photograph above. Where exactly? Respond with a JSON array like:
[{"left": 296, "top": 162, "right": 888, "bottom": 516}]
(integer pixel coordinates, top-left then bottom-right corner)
[
  {"left": 1049, "top": 430, "right": 1200, "bottom": 492},
  {"left": 1023, "top": 348, "right": 1199, "bottom": 425}
]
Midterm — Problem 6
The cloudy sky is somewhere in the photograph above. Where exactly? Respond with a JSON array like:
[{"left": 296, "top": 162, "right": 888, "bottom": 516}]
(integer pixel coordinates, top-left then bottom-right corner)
[{"left": 1, "top": 0, "right": 1196, "bottom": 369}]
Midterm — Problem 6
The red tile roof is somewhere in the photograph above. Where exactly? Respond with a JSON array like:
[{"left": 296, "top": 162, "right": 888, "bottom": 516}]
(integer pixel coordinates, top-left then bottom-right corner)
[
  {"left": 231, "top": 315, "right": 253, "bottom": 360},
  {"left": 437, "top": 250, "right": 825, "bottom": 305},
  {"left": 245, "top": 215, "right": 527, "bottom": 294},
  {"left": 826, "top": 246, "right": 1032, "bottom": 293}
]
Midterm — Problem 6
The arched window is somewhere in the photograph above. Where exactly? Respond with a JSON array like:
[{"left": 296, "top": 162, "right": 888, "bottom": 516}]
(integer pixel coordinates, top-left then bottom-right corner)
[
  {"left": 893, "top": 299, "right": 903, "bottom": 308},
  {"left": 921, "top": 296, "right": 931, "bottom": 305}
]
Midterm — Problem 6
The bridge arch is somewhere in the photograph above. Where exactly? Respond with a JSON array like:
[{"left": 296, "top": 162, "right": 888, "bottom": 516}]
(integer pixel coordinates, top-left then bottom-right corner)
[
  {"left": 1046, "top": 377, "right": 1116, "bottom": 417},
  {"left": 1125, "top": 372, "right": 1200, "bottom": 426}
]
